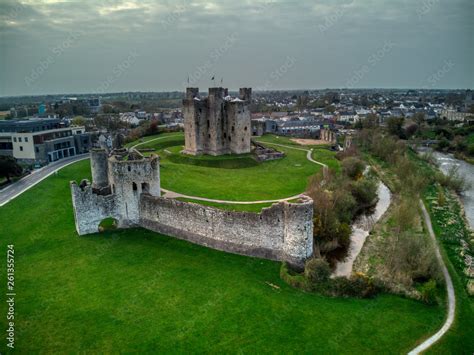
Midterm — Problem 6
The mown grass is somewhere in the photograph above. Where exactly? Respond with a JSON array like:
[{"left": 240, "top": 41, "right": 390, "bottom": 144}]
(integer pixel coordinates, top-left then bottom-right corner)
[
  {"left": 0, "top": 160, "right": 445, "bottom": 353},
  {"left": 175, "top": 198, "right": 274, "bottom": 212},
  {"left": 422, "top": 185, "right": 474, "bottom": 354},
  {"left": 129, "top": 133, "right": 336, "bottom": 201}
]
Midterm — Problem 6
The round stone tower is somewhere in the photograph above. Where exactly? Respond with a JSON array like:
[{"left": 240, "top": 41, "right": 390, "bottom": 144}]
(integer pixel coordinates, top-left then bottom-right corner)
[{"left": 90, "top": 149, "right": 109, "bottom": 189}]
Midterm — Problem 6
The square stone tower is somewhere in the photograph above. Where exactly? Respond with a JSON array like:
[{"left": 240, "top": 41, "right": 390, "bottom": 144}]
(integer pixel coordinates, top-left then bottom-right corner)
[{"left": 183, "top": 87, "right": 252, "bottom": 156}]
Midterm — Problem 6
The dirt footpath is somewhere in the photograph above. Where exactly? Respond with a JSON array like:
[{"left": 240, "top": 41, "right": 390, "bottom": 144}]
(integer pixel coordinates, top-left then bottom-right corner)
[{"left": 290, "top": 138, "right": 328, "bottom": 146}]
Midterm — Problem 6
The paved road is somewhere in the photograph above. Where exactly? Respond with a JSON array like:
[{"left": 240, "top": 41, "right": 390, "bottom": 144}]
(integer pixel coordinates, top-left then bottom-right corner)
[
  {"left": 408, "top": 200, "right": 456, "bottom": 354},
  {"left": 0, "top": 154, "right": 89, "bottom": 207}
]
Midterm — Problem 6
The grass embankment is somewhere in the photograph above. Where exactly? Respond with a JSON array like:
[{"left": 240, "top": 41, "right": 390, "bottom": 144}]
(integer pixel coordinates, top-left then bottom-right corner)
[
  {"left": 127, "top": 133, "right": 338, "bottom": 204},
  {"left": 422, "top": 184, "right": 474, "bottom": 353},
  {"left": 0, "top": 160, "right": 444, "bottom": 352},
  {"left": 357, "top": 144, "right": 473, "bottom": 353},
  {"left": 175, "top": 198, "right": 274, "bottom": 212},
  {"left": 354, "top": 154, "right": 443, "bottom": 299}
]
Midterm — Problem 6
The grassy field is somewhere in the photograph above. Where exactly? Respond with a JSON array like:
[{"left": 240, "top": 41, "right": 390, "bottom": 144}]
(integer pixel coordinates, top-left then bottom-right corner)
[
  {"left": 363, "top": 149, "right": 474, "bottom": 354},
  {"left": 0, "top": 160, "right": 446, "bottom": 353},
  {"left": 175, "top": 197, "right": 275, "bottom": 212},
  {"left": 128, "top": 133, "right": 337, "bottom": 201},
  {"left": 423, "top": 185, "right": 474, "bottom": 354}
]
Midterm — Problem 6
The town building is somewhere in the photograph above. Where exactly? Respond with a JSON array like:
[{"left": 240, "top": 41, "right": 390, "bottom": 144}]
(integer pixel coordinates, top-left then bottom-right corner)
[
  {"left": 277, "top": 119, "right": 329, "bottom": 138},
  {"left": 251, "top": 118, "right": 278, "bottom": 136},
  {"left": 0, "top": 118, "right": 92, "bottom": 165},
  {"left": 440, "top": 108, "right": 473, "bottom": 122}
]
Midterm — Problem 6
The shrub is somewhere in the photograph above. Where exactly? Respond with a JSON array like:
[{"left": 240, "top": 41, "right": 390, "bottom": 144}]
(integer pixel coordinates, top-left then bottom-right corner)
[
  {"left": 405, "top": 123, "right": 419, "bottom": 138},
  {"left": 437, "top": 138, "right": 450, "bottom": 150},
  {"left": 435, "top": 166, "right": 470, "bottom": 193},
  {"left": 437, "top": 185, "right": 446, "bottom": 206},
  {"left": 333, "top": 192, "right": 357, "bottom": 225},
  {"left": 342, "top": 157, "right": 365, "bottom": 179},
  {"left": 280, "top": 263, "right": 309, "bottom": 291},
  {"left": 329, "top": 274, "right": 379, "bottom": 298},
  {"left": 468, "top": 143, "right": 474, "bottom": 156},
  {"left": 281, "top": 261, "right": 381, "bottom": 298},
  {"left": 304, "top": 258, "right": 331, "bottom": 284},
  {"left": 350, "top": 178, "right": 378, "bottom": 207},
  {"left": 335, "top": 145, "right": 358, "bottom": 161},
  {"left": 385, "top": 232, "right": 442, "bottom": 287},
  {"left": 387, "top": 116, "right": 405, "bottom": 138},
  {"left": 419, "top": 279, "right": 438, "bottom": 304}
]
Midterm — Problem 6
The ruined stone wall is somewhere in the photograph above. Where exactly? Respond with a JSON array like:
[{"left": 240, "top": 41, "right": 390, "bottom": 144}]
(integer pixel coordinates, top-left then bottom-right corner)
[
  {"left": 320, "top": 129, "right": 336, "bottom": 143},
  {"left": 139, "top": 195, "right": 313, "bottom": 267},
  {"left": 90, "top": 149, "right": 109, "bottom": 189},
  {"left": 344, "top": 135, "right": 353, "bottom": 150},
  {"left": 71, "top": 152, "right": 161, "bottom": 235},
  {"left": 71, "top": 146, "right": 314, "bottom": 267},
  {"left": 70, "top": 181, "right": 118, "bottom": 235},
  {"left": 108, "top": 155, "right": 160, "bottom": 226}
]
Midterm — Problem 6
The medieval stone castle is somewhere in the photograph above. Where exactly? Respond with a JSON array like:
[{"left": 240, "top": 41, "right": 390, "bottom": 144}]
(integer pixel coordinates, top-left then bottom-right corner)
[
  {"left": 70, "top": 87, "right": 314, "bottom": 267},
  {"left": 183, "top": 87, "right": 252, "bottom": 155}
]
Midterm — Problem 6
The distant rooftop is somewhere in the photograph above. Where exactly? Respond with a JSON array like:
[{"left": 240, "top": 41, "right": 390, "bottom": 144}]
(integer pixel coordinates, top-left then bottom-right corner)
[{"left": 0, "top": 118, "right": 62, "bottom": 133}]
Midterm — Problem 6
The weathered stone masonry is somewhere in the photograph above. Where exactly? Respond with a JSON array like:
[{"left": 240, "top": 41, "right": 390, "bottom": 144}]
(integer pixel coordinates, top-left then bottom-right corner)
[
  {"left": 140, "top": 195, "right": 313, "bottom": 267},
  {"left": 71, "top": 146, "right": 313, "bottom": 267},
  {"left": 183, "top": 87, "right": 252, "bottom": 156}
]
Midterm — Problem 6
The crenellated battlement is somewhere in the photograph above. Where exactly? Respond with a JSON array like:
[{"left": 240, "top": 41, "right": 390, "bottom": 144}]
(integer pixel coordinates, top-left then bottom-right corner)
[{"left": 183, "top": 87, "right": 252, "bottom": 156}]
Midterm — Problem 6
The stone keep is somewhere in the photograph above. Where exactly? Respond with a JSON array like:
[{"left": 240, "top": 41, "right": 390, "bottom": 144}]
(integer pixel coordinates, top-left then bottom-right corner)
[
  {"left": 183, "top": 87, "right": 252, "bottom": 156},
  {"left": 71, "top": 149, "right": 314, "bottom": 268}
]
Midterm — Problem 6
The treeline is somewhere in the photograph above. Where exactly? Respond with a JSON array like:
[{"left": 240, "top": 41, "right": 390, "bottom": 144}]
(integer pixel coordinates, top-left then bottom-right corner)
[
  {"left": 281, "top": 147, "right": 380, "bottom": 298},
  {"left": 281, "top": 125, "right": 462, "bottom": 302},
  {"left": 307, "top": 154, "right": 377, "bottom": 257}
]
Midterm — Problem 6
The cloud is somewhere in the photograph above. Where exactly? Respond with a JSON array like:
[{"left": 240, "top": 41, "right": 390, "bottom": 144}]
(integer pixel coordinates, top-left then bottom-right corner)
[{"left": 0, "top": 0, "right": 472, "bottom": 96}]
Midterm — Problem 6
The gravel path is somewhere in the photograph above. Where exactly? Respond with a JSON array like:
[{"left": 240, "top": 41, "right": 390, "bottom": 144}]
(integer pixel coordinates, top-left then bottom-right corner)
[{"left": 408, "top": 200, "right": 456, "bottom": 354}]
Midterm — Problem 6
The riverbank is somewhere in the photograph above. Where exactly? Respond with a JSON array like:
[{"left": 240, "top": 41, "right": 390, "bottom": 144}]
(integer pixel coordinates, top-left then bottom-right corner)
[
  {"left": 333, "top": 181, "right": 391, "bottom": 277},
  {"left": 429, "top": 150, "right": 474, "bottom": 230},
  {"left": 353, "top": 155, "right": 442, "bottom": 300},
  {"left": 421, "top": 184, "right": 474, "bottom": 353}
]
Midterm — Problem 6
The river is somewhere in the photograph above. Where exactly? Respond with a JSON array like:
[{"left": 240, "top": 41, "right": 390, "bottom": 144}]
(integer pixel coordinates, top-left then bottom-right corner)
[
  {"left": 333, "top": 182, "right": 392, "bottom": 277},
  {"left": 431, "top": 151, "right": 474, "bottom": 230}
]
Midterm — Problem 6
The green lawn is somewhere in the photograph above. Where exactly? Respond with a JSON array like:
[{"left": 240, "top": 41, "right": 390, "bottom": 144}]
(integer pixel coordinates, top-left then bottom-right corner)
[
  {"left": 0, "top": 160, "right": 445, "bottom": 353},
  {"left": 423, "top": 185, "right": 474, "bottom": 354},
  {"left": 128, "top": 133, "right": 337, "bottom": 201},
  {"left": 175, "top": 197, "right": 275, "bottom": 212}
]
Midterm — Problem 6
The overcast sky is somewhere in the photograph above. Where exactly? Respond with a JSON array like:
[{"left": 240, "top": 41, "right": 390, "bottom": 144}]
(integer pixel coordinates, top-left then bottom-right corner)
[{"left": 0, "top": 0, "right": 472, "bottom": 96}]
